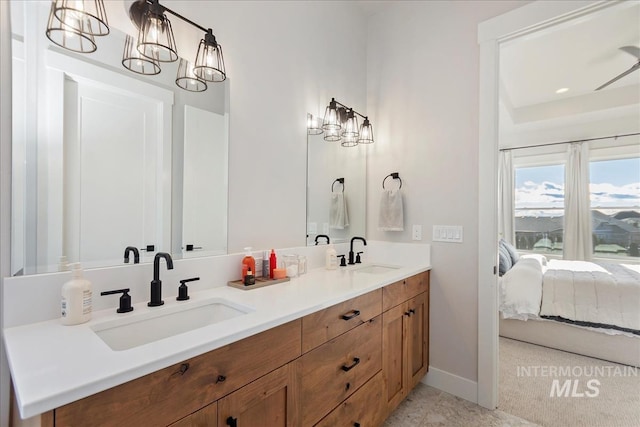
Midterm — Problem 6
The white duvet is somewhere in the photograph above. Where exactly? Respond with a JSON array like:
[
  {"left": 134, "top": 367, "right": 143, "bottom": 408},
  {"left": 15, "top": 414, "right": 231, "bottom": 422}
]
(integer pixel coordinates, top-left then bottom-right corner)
[{"left": 500, "top": 257, "right": 640, "bottom": 332}]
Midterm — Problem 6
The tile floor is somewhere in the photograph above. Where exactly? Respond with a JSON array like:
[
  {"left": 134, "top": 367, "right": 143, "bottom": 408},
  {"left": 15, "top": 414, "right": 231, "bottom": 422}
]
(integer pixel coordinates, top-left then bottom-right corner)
[{"left": 383, "top": 383, "right": 539, "bottom": 427}]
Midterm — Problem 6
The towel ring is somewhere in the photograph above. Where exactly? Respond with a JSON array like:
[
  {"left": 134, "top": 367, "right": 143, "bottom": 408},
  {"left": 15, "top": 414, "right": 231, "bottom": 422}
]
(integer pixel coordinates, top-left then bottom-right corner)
[
  {"left": 382, "top": 172, "right": 402, "bottom": 189},
  {"left": 332, "top": 178, "right": 345, "bottom": 192}
]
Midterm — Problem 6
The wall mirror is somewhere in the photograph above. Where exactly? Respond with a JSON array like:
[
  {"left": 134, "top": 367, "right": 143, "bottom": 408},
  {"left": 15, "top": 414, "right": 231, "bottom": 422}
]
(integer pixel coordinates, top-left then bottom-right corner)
[
  {"left": 10, "top": 0, "right": 229, "bottom": 275},
  {"left": 306, "top": 115, "right": 367, "bottom": 245}
]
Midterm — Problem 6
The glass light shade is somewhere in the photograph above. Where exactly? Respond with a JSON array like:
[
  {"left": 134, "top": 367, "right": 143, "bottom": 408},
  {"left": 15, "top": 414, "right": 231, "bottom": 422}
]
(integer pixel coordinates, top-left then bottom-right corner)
[
  {"left": 193, "top": 30, "right": 226, "bottom": 82},
  {"left": 122, "top": 35, "right": 161, "bottom": 75},
  {"left": 341, "top": 134, "right": 358, "bottom": 147},
  {"left": 52, "top": 0, "right": 109, "bottom": 36},
  {"left": 307, "top": 114, "right": 323, "bottom": 135},
  {"left": 323, "top": 127, "right": 341, "bottom": 142},
  {"left": 46, "top": 3, "right": 96, "bottom": 53},
  {"left": 357, "top": 118, "right": 374, "bottom": 144},
  {"left": 341, "top": 110, "right": 359, "bottom": 138},
  {"left": 322, "top": 99, "right": 340, "bottom": 131},
  {"left": 176, "top": 59, "right": 207, "bottom": 92},
  {"left": 137, "top": 5, "right": 178, "bottom": 63}
]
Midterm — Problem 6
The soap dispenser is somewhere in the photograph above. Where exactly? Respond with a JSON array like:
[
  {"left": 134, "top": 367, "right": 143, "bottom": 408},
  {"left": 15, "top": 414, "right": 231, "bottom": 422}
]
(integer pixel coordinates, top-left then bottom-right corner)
[
  {"left": 241, "top": 247, "right": 256, "bottom": 280},
  {"left": 325, "top": 244, "right": 338, "bottom": 270},
  {"left": 61, "top": 263, "right": 92, "bottom": 325}
]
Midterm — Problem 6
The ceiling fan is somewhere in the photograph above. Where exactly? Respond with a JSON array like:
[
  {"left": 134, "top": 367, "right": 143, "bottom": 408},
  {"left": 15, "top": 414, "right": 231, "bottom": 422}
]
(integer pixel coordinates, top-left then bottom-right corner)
[{"left": 595, "top": 46, "right": 640, "bottom": 91}]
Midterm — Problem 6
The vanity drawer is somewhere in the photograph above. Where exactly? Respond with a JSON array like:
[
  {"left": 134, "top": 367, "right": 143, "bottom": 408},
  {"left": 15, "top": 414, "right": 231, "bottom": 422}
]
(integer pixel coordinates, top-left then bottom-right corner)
[
  {"left": 297, "top": 316, "right": 382, "bottom": 426},
  {"left": 315, "top": 371, "right": 385, "bottom": 427},
  {"left": 302, "top": 289, "right": 382, "bottom": 352},
  {"left": 54, "top": 320, "right": 301, "bottom": 427},
  {"left": 382, "top": 271, "right": 430, "bottom": 311}
]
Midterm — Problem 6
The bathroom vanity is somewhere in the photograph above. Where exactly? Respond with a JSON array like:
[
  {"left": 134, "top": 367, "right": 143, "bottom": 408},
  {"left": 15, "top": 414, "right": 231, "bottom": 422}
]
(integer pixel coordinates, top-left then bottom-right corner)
[{"left": 4, "top": 242, "right": 431, "bottom": 427}]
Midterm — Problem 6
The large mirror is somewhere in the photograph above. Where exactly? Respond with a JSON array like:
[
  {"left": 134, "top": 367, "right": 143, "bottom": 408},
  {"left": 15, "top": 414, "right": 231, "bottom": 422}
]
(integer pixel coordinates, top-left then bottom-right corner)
[
  {"left": 306, "top": 116, "right": 367, "bottom": 245},
  {"left": 10, "top": 1, "right": 229, "bottom": 275}
]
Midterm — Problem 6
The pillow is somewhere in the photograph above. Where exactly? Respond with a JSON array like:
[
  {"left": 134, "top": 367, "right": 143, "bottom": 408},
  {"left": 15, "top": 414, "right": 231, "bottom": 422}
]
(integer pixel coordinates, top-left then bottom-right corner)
[
  {"left": 498, "top": 242, "right": 512, "bottom": 276},
  {"left": 520, "top": 253, "right": 548, "bottom": 267},
  {"left": 500, "top": 239, "right": 520, "bottom": 266}
]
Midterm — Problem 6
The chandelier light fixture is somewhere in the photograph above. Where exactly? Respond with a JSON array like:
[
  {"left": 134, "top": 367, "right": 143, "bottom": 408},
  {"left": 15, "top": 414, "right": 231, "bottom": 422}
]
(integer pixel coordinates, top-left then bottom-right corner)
[
  {"left": 310, "top": 98, "right": 374, "bottom": 146},
  {"left": 45, "top": 0, "right": 227, "bottom": 92}
]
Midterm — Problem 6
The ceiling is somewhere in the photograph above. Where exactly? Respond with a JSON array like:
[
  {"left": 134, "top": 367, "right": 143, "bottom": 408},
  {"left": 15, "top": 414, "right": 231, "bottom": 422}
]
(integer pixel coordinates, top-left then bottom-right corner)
[{"left": 499, "top": 1, "right": 640, "bottom": 146}]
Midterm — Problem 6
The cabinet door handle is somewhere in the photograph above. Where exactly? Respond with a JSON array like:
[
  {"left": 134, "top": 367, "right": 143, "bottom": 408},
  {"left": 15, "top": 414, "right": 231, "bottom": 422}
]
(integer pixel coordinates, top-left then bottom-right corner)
[
  {"left": 178, "top": 363, "right": 189, "bottom": 375},
  {"left": 405, "top": 311, "right": 411, "bottom": 317},
  {"left": 226, "top": 416, "right": 238, "bottom": 427},
  {"left": 341, "top": 309, "right": 361, "bottom": 321},
  {"left": 354, "top": 423, "right": 361, "bottom": 427},
  {"left": 341, "top": 357, "right": 360, "bottom": 372},
  {"left": 409, "top": 308, "right": 416, "bottom": 315},
  {"left": 216, "top": 375, "right": 226, "bottom": 383}
]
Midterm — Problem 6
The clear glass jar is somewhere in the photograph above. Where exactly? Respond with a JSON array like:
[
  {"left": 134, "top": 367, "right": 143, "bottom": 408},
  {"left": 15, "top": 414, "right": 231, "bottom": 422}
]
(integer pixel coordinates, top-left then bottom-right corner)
[
  {"left": 297, "top": 255, "right": 307, "bottom": 275},
  {"left": 283, "top": 254, "right": 298, "bottom": 278}
]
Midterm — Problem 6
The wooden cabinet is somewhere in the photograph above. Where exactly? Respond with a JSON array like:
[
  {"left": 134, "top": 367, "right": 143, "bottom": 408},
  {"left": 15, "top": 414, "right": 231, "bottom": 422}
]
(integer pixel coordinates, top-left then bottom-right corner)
[
  {"left": 218, "top": 363, "right": 298, "bottom": 427},
  {"left": 315, "top": 371, "right": 386, "bottom": 427},
  {"left": 41, "top": 271, "right": 430, "bottom": 427},
  {"left": 168, "top": 403, "right": 217, "bottom": 427},
  {"left": 302, "top": 289, "right": 382, "bottom": 353},
  {"left": 54, "top": 320, "right": 301, "bottom": 427},
  {"left": 297, "top": 317, "right": 382, "bottom": 426},
  {"left": 382, "top": 272, "right": 430, "bottom": 416}
]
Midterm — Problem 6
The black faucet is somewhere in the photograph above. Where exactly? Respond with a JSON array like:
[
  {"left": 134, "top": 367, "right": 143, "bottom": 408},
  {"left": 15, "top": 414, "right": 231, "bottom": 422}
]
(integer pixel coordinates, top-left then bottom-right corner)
[
  {"left": 348, "top": 237, "right": 367, "bottom": 265},
  {"left": 124, "top": 246, "right": 140, "bottom": 264},
  {"left": 314, "top": 234, "right": 330, "bottom": 245},
  {"left": 148, "top": 252, "right": 173, "bottom": 307}
]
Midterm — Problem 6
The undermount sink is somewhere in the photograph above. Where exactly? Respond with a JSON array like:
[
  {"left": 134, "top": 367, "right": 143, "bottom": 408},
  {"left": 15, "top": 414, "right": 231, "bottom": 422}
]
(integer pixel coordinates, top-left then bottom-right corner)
[
  {"left": 352, "top": 264, "right": 401, "bottom": 275},
  {"left": 92, "top": 298, "right": 253, "bottom": 351}
]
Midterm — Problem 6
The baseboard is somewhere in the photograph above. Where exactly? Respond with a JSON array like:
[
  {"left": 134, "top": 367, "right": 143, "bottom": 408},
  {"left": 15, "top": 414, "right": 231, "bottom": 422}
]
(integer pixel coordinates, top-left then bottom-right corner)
[{"left": 422, "top": 366, "right": 478, "bottom": 403}]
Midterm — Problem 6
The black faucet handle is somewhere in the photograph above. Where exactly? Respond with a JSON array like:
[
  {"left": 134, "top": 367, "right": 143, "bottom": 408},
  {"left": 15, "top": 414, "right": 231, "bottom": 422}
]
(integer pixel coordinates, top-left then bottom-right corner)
[
  {"left": 356, "top": 251, "right": 363, "bottom": 264},
  {"left": 100, "top": 288, "right": 133, "bottom": 313},
  {"left": 177, "top": 277, "right": 200, "bottom": 301},
  {"left": 338, "top": 255, "right": 347, "bottom": 267}
]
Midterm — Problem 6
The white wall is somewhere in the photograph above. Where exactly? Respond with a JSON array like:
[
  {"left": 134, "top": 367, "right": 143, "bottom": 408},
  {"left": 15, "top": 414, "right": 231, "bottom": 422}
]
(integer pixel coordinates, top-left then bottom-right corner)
[
  {"left": 162, "top": 1, "right": 368, "bottom": 253},
  {"left": 365, "top": 0, "right": 527, "bottom": 384}
]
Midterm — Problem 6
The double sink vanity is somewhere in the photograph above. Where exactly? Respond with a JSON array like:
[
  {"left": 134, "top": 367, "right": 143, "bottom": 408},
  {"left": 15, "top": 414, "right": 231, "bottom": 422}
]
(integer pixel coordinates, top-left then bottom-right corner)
[{"left": 4, "top": 241, "right": 431, "bottom": 426}]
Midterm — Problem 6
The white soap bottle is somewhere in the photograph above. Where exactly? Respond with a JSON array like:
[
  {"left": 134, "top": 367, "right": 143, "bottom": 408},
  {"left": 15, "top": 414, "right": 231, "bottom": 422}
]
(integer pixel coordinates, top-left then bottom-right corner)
[
  {"left": 61, "top": 263, "right": 92, "bottom": 325},
  {"left": 325, "top": 244, "right": 338, "bottom": 270}
]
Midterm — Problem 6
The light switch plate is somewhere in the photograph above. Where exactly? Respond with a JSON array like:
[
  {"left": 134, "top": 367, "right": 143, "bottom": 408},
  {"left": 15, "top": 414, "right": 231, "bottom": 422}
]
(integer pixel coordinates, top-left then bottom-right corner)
[{"left": 432, "top": 225, "right": 463, "bottom": 243}]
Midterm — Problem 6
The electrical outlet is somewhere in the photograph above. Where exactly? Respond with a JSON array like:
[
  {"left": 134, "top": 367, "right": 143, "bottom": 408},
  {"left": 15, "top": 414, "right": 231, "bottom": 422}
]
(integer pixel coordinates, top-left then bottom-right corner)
[{"left": 412, "top": 225, "right": 422, "bottom": 241}]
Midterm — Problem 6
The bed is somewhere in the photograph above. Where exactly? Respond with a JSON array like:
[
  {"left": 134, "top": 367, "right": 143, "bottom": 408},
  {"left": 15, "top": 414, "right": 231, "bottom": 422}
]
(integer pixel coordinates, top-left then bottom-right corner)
[{"left": 498, "top": 247, "right": 640, "bottom": 367}]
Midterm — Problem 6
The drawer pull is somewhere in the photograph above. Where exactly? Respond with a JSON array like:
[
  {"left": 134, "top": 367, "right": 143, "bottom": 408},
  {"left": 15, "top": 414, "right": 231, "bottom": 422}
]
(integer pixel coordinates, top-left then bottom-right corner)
[
  {"left": 354, "top": 423, "right": 361, "bottom": 427},
  {"left": 341, "top": 309, "right": 361, "bottom": 321},
  {"left": 226, "top": 416, "right": 238, "bottom": 427},
  {"left": 216, "top": 375, "right": 227, "bottom": 383},
  {"left": 341, "top": 357, "right": 360, "bottom": 372},
  {"left": 409, "top": 308, "right": 416, "bottom": 315}
]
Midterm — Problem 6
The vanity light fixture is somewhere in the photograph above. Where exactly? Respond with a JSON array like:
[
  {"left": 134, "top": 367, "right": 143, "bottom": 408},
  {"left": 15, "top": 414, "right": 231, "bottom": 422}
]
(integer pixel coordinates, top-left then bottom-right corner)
[
  {"left": 49, "top": 0, "right": 109, "bottom": 37},
  {"left": 137, "top": 0, "right": 178, "bottom": 63},
  {"left": 312, "top": 98, "right": 374, "bottom": 146},
  {"left": 45, "top": 0, "right": 228, "bottom": 93},
  {"left": 122, "top": 34, "right": 161, "bottom": 75},
  {"left": 193, "top": 29, "right": 226, "bottom": 82},
  {"left": 46, "top": 2, "right": 97, "bottom": 53},
  {"left": 176, "top": 59, "right": 207, "bottom": 92},
  {"left": 307, "top": 114, "right": 323, "bottom": 135}
]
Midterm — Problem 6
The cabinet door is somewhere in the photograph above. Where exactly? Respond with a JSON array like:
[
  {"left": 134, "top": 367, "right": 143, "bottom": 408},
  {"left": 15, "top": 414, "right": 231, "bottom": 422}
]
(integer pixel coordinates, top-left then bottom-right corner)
[
  {"left": 382, "top": 302, "right": 407, "bottom": 415},
  {"left": 407, "top": 291, "right": 429, "bottom": 390},
  {"left": 218, "top": 364, "right": 298, "bottom": 427},
  {"left": 169, "top": 403, "right": 217, "bottom": 427}
]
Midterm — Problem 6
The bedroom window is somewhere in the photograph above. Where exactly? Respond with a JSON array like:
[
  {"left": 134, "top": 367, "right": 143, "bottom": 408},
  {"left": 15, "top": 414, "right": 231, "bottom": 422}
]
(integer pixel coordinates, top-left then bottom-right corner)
[
  {"left": 590, "top": 157, "right": 640, "bottom": 259},
  {"left": 514, "top": 164, "right": 565, "bottom": 254}
]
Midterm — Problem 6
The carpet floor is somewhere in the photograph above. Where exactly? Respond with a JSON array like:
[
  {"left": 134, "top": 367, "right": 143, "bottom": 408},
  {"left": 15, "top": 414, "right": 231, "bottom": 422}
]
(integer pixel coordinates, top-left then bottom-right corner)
[{"left": 499, "top": 337, "right": 640, "bottom": 427}]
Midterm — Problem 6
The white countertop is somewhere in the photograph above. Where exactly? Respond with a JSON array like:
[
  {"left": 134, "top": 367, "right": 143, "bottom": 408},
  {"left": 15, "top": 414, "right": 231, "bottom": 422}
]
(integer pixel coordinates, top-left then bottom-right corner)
[{"left": 4, "top": 258, "right": 430, "bottom": 419}]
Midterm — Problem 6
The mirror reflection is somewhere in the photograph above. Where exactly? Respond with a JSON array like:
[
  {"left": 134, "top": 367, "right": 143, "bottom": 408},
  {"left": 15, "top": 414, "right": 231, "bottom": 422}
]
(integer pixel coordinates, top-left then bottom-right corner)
[
  {"left": 306, "top": 116, "right": 367, "bottom": 245},
  {"left": 10, "top": 1, "right": 229, "bottom": 275}
]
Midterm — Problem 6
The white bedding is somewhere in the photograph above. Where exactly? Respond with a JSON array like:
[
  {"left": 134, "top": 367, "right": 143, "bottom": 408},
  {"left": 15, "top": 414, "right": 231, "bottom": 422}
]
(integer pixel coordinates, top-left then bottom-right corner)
[{"left": 499, "top": 256, "right": 640, "bottom": 334}]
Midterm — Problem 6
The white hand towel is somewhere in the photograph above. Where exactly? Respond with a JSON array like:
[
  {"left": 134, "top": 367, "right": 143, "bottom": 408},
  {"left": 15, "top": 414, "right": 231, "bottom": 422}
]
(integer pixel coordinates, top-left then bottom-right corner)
[
  {"left": 329, "top": 191, "right": 349, "bottom": 229},
  {"left": 378, "top": 189, "right": 404, "bottom": 231}
]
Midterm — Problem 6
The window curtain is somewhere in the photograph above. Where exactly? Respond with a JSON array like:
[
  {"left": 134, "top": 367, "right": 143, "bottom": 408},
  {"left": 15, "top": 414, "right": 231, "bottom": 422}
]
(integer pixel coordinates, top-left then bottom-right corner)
[
  {"left": 498, "top": 150, "right": 515, "bottom": 243},
  {"left": 564, "top": 143, "right": 593, "bottom": 260}
]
